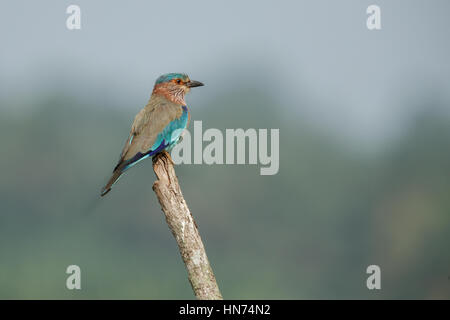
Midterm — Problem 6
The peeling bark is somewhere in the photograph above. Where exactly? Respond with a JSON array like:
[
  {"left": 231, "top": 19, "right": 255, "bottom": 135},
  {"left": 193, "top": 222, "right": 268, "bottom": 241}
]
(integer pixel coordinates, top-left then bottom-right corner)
[{"left": 152, "top": 151, "right": 223, "bottom": 300}]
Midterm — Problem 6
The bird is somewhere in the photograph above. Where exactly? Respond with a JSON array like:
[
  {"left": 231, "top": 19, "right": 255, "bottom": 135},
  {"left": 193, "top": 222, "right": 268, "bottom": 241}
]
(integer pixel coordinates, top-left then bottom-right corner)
[{"left": 101, "top": 73, "right": 204, "bottom": 196}]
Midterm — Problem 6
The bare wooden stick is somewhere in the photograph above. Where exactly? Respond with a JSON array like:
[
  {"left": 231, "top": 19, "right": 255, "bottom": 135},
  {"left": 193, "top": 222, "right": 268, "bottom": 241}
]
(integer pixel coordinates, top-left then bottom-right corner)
[{"left": 152, "top": 151, "right": 223, "bottom": 300}]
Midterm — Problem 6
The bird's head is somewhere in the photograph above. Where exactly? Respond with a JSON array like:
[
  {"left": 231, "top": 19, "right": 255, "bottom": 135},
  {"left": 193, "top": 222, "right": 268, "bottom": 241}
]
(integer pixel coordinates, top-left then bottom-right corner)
[{"left": 152, "top": 73, "right": 204, "bottom": 105}]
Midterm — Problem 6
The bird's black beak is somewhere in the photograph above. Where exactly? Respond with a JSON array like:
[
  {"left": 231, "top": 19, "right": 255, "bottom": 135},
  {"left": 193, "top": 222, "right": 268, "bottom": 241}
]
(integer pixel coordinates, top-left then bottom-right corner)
[{"left": 186, "top": 80, "right": 204, "bottom": 88}]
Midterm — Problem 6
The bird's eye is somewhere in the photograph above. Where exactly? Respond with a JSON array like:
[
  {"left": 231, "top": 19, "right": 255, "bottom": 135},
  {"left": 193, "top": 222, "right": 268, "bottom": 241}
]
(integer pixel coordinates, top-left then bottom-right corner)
[{"left": 176, "top": 79, "right": 182, "bottom": 84}]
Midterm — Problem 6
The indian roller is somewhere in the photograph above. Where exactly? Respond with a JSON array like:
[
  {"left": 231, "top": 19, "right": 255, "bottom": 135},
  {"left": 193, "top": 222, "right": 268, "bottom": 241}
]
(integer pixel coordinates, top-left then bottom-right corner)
[{"left": 101, "top": 73, "right": 204, "bottom": 196}]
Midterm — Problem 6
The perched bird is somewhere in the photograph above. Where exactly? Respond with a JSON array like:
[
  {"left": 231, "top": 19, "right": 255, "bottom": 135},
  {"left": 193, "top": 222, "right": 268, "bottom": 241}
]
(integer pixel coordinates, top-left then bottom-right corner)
[{"left": 101, "top": 73, "right": 203, "bottom": 196}]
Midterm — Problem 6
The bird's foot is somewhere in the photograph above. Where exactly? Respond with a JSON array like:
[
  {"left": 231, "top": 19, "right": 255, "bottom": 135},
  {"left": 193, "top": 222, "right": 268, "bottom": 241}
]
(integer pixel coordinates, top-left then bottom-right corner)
[
  {"left": 165, "top": 151, "right": 175, "bottom": 165},
  {"left": 153, "top": 150, "right": 174, "bottom": 166}
]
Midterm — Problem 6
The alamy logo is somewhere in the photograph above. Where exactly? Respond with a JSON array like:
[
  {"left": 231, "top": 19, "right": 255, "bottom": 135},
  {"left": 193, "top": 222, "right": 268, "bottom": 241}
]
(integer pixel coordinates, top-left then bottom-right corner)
[
  {"left": 366, "top": 5, "right": 381, "bottom": 30},
  {"left": 366, "top": 265, "right": 381, "bottom": 290},
  {"left": 66, "top": 265, "right": 81, "bottom": 290},
  {"left": 66, "top": 5, "right": 81, "bottom": 30},
  {"left": 171, "top": 121, "right": 280, "bottom": 175}
]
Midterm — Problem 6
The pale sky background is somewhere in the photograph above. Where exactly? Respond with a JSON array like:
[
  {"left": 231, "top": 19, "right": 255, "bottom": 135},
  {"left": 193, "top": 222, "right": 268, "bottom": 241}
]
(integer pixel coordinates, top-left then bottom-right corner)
[{"left": 1, "top": 0, "right": 449, "bottom": 146}]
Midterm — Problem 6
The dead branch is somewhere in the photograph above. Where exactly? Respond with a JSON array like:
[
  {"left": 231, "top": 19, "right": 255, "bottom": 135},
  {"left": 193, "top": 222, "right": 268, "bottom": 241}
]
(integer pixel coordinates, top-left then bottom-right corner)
[{"left": 152, "top": 151, "right": 223, "bottom": 300}]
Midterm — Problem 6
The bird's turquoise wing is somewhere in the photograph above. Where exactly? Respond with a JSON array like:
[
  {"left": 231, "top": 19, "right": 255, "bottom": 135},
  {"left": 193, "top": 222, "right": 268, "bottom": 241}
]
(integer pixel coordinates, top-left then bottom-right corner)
[{"left": 122, "top": 106, "right": 189, "bottom": 171}]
